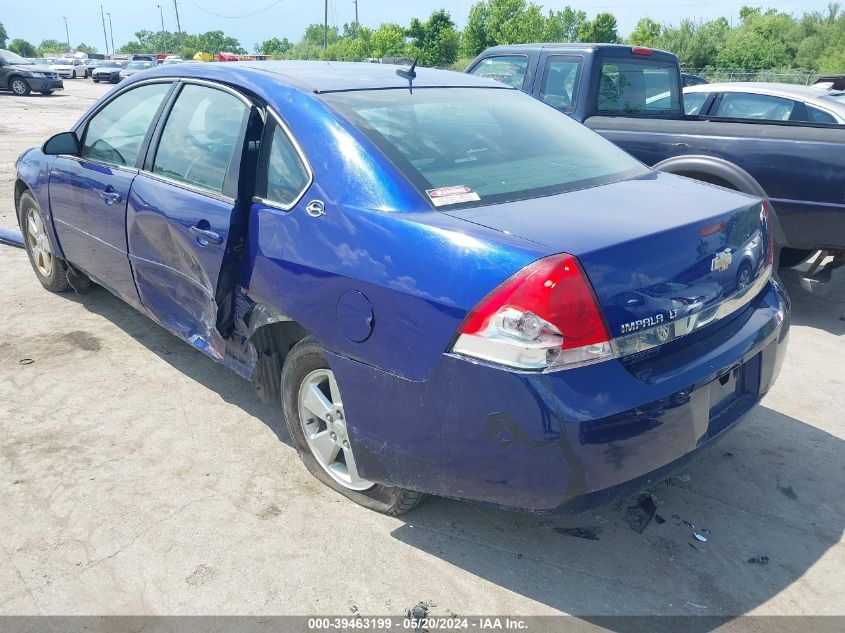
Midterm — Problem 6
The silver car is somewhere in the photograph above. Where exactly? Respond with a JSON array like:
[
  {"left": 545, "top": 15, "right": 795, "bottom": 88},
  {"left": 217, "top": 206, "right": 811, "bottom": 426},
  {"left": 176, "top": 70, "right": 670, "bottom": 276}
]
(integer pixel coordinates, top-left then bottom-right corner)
[{"left": 684, "top": 82, "right": 845, "bottom": 124}]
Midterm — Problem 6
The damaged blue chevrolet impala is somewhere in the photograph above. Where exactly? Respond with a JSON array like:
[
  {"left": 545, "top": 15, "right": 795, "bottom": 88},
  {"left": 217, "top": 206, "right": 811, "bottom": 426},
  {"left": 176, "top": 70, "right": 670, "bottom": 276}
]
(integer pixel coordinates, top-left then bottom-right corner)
[{"left": 14, "top": 61, "right": 789, "bottom": 514}]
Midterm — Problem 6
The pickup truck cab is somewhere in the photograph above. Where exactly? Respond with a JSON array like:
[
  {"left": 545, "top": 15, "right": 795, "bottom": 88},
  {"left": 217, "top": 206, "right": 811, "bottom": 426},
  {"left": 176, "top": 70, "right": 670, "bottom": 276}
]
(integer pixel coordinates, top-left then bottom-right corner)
[{"left": 467, "top": 44, "right": 845, "bottom": 267}]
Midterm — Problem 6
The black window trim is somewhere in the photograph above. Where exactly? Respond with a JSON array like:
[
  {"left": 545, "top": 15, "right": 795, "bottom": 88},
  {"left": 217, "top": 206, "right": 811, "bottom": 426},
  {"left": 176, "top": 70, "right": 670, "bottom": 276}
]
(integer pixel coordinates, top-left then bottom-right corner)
[{"left": 252, "top": 107, "right": 314, "bottom": 212}]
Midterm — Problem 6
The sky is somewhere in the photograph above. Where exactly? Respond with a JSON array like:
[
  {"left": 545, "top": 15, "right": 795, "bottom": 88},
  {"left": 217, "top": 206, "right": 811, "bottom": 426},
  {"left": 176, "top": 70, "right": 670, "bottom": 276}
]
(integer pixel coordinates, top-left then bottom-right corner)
[{"left": 1, "top": 0, "right": 837, "bottom": 53}]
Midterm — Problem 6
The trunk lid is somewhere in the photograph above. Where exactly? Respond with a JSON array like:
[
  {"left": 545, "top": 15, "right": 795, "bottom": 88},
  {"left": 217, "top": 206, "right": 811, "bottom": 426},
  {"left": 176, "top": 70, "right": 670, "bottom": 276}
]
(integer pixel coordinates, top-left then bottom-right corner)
[{"left": 444, "top": 171, "right": 771, "bottom": 339}]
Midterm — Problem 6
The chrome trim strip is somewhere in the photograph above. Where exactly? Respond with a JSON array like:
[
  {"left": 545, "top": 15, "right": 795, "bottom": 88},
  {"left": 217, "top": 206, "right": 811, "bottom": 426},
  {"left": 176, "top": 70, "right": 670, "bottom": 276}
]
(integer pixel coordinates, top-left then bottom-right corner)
[
  {"left": 611, "top": 266, "right": 772, "bottom": 359},
  {"left": 138, "top": 171, "right": 236, "bottom": 204},
  {"left": 251, "top": 108, "right": 314, "bottom": 212}
]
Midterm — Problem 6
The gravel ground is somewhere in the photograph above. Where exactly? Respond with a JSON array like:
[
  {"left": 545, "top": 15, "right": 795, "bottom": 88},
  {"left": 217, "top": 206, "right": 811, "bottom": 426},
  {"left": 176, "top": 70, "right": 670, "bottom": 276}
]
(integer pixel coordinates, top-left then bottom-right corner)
[{"left": 1, "top": 79, "right": 844, "bottom": 619}]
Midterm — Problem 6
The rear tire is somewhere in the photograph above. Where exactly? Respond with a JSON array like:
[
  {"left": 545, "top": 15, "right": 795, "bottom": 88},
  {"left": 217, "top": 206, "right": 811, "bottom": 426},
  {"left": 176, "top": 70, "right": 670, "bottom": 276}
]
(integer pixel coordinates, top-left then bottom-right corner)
[
  {"left": 779, "top": 248, "right": 814, "bottom": 269},
  {"left": 10, "top": 77, "right": 31, "bottom": 96},
  {"left": 18, "top": 191, "right": 70, "bottom": 293},
  {"left": 93, "top": 77, "right": 100, "bottom": 83},
  {"left": 281, "top": 336, "right": 424, "bottom": 515}
]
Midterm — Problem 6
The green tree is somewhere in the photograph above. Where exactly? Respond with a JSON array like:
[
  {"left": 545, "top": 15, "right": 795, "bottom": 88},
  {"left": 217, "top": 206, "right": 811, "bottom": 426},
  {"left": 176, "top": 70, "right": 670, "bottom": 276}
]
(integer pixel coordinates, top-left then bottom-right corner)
[
  {"left": 76, "top": 43, "right": 97, "bottom": 54},
  {"left": 489, "top": 0, "right": 545, "bottom": 44},
  {"left": 408, "top": 9, "right": 460, "bottom": 66},
  {"left": 654, "top": 18, "right": 729, "bottom": 69},
  {"left": 716, "top": 8, "right": 795, "bottom": 69},
  {"left": 37, "top": 39, "right": 69, "bottom": 56},
  {"left": 256, "top": 37, "right": 292, "bottom": 56},
  {"left": 628, "top": 18, "right": 662, "bottom": 47},
  {"left": 9, "top": 39, "right": 37, "bottom": 57},
  {"left": 0, "top": 23, "right": 7, "bottom": 49},
  {"left": 543, "top": 7, "right": 586, "bottom": 42},
  {"left": 578, "top": 12, "right": 620, "bottom": 43},
  {"left": 370, "top": 23, "right": 408, "bottom": 59},
  {"left": 461, "top": 1, "right": 493, "bottom": 57}
]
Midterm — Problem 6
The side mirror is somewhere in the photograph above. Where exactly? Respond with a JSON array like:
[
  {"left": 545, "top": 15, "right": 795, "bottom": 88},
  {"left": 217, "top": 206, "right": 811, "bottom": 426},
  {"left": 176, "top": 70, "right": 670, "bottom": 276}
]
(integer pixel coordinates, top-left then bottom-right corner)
[{"left": 43, "top": 131, "right": 80, "bottom": 156}]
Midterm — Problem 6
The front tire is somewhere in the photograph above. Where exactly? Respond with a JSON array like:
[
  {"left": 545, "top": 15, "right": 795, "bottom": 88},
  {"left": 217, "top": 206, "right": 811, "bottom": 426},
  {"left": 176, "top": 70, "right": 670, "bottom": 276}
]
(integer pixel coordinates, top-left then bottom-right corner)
[
  {"left": 93, "top": 77, "right": 100, "bottom": 83},
  {"left": 281, "top": 336, "right": 424, "bottom": 515},
  {"left": 71, "top": 70, "right": 77, "bottom": 79},
  {"left": 18, "top": 191, "right": 70, "bottom": 292},
  {"left": 10, "top": 77, "right": 31, "bottom": 96}
]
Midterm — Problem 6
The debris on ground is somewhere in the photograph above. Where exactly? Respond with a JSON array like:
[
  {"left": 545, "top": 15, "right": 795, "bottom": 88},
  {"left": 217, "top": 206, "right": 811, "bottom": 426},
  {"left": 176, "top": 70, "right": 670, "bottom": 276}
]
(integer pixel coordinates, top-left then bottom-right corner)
[
  {"left": 723, "top": 451, "right": 734, "bottom": 457},
  {"left": 407, "top": 602, "right": 433, "bottom": 620},
  {"left": 694, "top": 532, "right": 708, "bottom": 542},
  {"left": 350, "top": 605, "right": 359, "bottom": 613},
  {"left": 19, "top": 358, "right": 34, "bottom": 365},
  {"left": 554, "top": 526, "right": 601, "bottom": 540},
  {"left": 594, "top": 514, "right": 609, "bottom": 524},
  {"left": 654, "top": 514, "right": 666, "bottom": 524},
  {"left": 675, "top": 474, "right": 691, "bottom": 482},
  {"left": 688, "top": 542, "right": 699, "bottom": 551},
  {"left": 623, "top": 494, "right": 657, "bottom": 533},
  {"left": 686, "top": 601, "right": 707, "bottom": 609},
  {"left": 748, "top": 556, "right": 770, "bottom": 565}
]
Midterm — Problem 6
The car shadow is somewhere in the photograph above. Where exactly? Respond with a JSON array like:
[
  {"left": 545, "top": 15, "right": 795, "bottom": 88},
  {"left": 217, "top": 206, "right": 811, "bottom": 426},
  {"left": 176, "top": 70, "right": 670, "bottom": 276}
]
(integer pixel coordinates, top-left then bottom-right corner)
[
  {"left": 61, "top": 284, "right": 291, "bottom": 446},
  {"left": 60, "top": 280, "right": 842, "bottom": 626},
  {"left": 388, "top": 404, "right": 844, "bottom": 624},
  {"left": 777, "top": 263, "right": 845, "bottom": 337}
]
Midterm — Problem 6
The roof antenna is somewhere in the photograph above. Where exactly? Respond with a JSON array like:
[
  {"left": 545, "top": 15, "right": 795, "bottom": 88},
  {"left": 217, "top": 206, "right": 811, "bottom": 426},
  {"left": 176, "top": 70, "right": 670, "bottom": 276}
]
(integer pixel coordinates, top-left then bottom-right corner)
[{"left": 396, "top": 57, "right": 419, "bottom": 92}]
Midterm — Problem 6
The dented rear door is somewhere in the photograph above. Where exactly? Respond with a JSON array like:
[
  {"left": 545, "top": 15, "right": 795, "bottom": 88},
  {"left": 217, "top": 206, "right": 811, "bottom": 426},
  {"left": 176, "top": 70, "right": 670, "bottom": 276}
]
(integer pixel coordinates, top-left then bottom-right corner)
[{"left": 127, "top": 81, "right": 251, "bottom": 359}]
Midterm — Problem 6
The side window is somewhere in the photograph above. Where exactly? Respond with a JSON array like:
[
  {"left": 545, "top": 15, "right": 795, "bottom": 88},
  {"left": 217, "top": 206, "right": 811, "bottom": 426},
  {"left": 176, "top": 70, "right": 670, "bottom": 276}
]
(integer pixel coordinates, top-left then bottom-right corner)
[
  {"left": 597, "top": 58, "right": 681, "bottom": 114},
  {"left": 539, "top": 56, "right": 582, "bottom": 113},
  {"left": 806, "top": 105, "right": 837, "bottom": 124},
  {"left": 256, "top": 118, "right": 311, "bottom": 208},
  {"left": 81, "top": 82, "right": 171, "bottom": 166},
  {"left": 715, "top": 92, "right": 794, "bottom": 121},
  {"left": 152, "top": 84, "right": 250, "bottom": 194},
  {"left": 684, "top": 92, "right": 709, "bottom": 115},
  {"left": 469, "top": 55, "right": 528, "bottom": 89}
]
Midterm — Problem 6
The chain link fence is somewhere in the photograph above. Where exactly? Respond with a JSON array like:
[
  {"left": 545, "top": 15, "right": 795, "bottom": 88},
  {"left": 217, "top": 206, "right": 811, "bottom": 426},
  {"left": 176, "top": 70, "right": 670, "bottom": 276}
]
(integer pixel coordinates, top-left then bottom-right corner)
[{"left": 681, "top": 68, "right": 831, "bottom": 85}]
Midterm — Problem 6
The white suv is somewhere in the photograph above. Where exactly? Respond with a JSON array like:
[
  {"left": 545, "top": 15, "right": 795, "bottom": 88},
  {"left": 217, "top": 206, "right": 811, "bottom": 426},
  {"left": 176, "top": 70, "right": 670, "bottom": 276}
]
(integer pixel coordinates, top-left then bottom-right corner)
[{"left": 49, "top": 57, "right": 88, "bottom": 79}]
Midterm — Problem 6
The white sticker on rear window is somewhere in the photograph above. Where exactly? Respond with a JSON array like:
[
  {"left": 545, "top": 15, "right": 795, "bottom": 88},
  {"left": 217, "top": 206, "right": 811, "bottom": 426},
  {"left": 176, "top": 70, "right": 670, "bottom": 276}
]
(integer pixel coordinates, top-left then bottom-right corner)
[{"left": 426, "top": 185, "right": 480, "bottom": 207}]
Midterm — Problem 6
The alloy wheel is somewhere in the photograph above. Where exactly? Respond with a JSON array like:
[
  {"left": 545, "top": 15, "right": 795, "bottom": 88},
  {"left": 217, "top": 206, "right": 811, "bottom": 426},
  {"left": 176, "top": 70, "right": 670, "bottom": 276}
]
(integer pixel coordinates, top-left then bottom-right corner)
[
  {"left": 297, "top": 368, "right": 374, "bottom": 491},
  {"left": 11, "top": 79, "right": 28, "bottom": 95},
  {"left": 25, "top": 207, "right": 54, "bottom": 277}
]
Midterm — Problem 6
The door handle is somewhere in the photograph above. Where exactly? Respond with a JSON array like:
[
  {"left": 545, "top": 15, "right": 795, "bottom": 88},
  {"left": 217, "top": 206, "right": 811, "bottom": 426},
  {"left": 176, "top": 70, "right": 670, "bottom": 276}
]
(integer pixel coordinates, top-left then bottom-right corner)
[
  {"left": 99, "top": 190, "right": 122, "bottom": 205},
  {"left": 189, "top": 225, "right": 223, "bottom": 246}
]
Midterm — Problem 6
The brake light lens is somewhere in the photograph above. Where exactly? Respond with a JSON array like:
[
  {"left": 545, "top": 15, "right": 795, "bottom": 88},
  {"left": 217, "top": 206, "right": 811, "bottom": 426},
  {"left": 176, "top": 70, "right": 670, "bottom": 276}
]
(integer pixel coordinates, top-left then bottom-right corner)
[
  {"left": 451, "top": 253, "right": 614, "bottom": 371},
  {"left": 631, "top": 47, "right": 653, "bottom": 56}
]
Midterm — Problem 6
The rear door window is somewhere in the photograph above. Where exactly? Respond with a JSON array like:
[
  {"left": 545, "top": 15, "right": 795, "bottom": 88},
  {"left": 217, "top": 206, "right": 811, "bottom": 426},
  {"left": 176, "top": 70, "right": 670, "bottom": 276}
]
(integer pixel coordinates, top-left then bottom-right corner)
[
  {"left": 597, "top": 57, "right": 681, "bottom": 115},
  {"left": 152, "top": 84, "right": 250, "bottom": 194},
  {"left": 715, "top": 92, "right": 795, "bottom": 121},
  {"left": 81, "top": 82, "right": 172, "bottom": 167},
  {"left": 806, "top": 105, "right": 838, "bottom": 124},
  {"left": 468, "top": 55, "right": 529, "bottom": 89},
  {"left": 538, "top": 56, "right": 582, "bottom": 113}
]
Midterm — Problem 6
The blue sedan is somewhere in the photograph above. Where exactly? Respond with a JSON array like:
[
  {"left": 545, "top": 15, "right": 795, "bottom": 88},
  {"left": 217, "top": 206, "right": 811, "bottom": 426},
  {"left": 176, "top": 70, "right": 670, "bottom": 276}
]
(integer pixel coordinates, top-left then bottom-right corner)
[{"left": 14, "top": 61, "right": 789, "bottom": 514}]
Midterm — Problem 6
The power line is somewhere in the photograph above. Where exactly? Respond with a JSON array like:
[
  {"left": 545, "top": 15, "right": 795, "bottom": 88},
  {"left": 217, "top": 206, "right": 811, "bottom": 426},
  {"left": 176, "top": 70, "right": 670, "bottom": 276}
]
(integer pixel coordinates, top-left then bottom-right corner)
[{"left": 185, "top": 0, "right": 285, "bottom": 20}]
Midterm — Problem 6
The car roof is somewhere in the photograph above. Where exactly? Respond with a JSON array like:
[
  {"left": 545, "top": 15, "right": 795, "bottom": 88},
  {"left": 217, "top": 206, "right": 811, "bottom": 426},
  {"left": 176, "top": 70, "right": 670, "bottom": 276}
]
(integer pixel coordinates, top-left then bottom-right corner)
[
  {"left": 684, "top": 81, "right": 845, "bottom": 112},
  {"left": 175, "top": 60, "right": 511, "bottom": 93}
]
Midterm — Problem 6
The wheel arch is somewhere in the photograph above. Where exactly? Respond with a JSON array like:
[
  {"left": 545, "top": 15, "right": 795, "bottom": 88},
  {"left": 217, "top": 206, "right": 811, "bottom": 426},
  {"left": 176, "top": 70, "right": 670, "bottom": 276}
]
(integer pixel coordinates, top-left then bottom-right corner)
[
  {"left": 653, "top": 154, "right": 788, "bottom": 247},
  {"left": 246, "top": 303, "right": 310, "bottom": 403}
]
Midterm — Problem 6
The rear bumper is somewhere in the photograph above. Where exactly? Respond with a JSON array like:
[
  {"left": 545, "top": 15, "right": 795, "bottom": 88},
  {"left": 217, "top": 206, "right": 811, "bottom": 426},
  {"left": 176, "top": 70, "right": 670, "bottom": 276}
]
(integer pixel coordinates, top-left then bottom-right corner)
[{"left": 330, "top": 278, "right": 789, "bottom": 513}]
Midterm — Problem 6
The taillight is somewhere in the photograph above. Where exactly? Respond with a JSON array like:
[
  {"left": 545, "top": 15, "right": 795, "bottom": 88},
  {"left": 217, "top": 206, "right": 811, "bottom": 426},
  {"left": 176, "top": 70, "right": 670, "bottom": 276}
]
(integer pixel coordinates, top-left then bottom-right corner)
[
  {"left": 762, "top": 200, "right": 775, "bottom": 267},
  {"left": 631, "top": 47, "right": 653, "bottom": 56},
  {"left": 451, "top": 253, "right": 614, "bottom": 371}
]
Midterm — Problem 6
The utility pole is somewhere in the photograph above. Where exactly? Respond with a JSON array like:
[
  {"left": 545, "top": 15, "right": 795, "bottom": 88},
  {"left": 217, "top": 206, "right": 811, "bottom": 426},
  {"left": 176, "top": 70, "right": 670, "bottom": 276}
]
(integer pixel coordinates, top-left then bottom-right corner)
[
  {"left": 100, "top": 5, "right": 110, "bottom": 55},
  {"left": 173, "top": 0, "right": 183, "bottom": 52},
  {"left": 63, "top": 16, "right": 71, "bottom": 54},
  {"left": 157, "top": 4, "right": 168, "bottom": 55},
  {"left": 323, "top": 0, "right": 328, "bottom": 49},
  {"left": 353, "top": 0, "right": 358, "bottom": 26},
  {"left": 107, "top": 13, "right": 115, "bottom": 56}
]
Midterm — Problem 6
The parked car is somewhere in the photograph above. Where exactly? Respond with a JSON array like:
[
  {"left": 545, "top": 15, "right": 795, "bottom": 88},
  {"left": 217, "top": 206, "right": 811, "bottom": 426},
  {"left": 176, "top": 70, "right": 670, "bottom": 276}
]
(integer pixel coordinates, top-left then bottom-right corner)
[
  {"left": 813, "top": 75, "right": 845, "bottom": 90},
  {"left": 31, "top": 58, "right": 55, "bottom": 67},
  {"left": 681, "top": 72, "right": 708, "bottom": 87},
  {"left": 131, "top": 54, "right": 157, "bottom": 63},
  {"left": 85, "top": 59, "right": 104, "bottom": 76},
  {"left": 0, "top": 49, "right": 64, "bottom": 95},
  {"left": 161, "top": 57, "right": 184, "bottom": 66},
  {"left": 49, "top": 57, "right": 89, "bottom": 79},
  {"left": 91, "top": 60, "right": 126, "bottom": 83},
  {"left": 14, "top": 61, "right": 788, "bottom": 515},
  {"left": 466, "top": 44, "right": 845, "bottom": 269},
  {"left": 683, "top": 82, "right": 845, "bottom": 124},
  {"left": 118, "top": 60, "right": 155, "bottom": 80}
]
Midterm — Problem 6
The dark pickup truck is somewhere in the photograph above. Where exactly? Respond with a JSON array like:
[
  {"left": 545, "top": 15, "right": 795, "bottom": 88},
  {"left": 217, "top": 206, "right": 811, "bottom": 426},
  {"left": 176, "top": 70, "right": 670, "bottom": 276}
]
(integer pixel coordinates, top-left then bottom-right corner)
[{"left": 467, "top": 44, "right": 845, "bottom": 268}]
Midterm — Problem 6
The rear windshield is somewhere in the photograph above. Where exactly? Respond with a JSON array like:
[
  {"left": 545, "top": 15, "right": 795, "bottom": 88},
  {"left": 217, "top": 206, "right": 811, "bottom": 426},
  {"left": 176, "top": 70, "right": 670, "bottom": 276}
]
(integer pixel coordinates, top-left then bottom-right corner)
[
  {"left": 598, "top": 57, "right": 682, "bottom": 115},
  {"left": 321, "top": 87, "right": 648, "bottom": 209}
]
